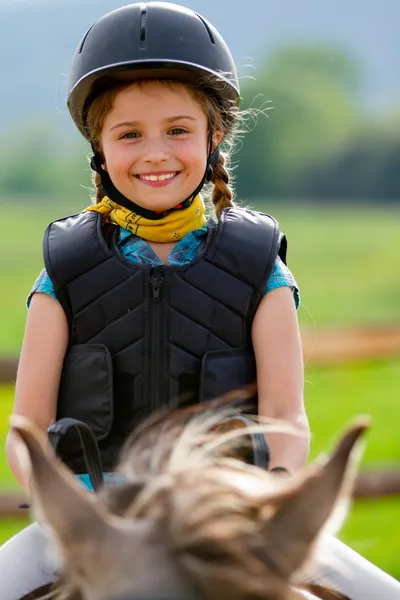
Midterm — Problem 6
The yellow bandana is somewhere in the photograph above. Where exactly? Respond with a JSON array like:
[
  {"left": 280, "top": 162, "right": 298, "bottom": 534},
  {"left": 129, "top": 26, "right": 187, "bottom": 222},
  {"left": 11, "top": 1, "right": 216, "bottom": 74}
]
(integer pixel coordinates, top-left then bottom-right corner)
[{"left": 85, "top": 195, "right": 206, "bottom": 243}]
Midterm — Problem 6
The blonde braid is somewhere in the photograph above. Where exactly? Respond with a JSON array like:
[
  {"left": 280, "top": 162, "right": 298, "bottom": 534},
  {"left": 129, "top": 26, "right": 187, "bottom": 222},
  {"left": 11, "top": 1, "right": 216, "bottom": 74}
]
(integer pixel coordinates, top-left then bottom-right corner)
[{"left": 211, "top": 150, "right": 235, "bottom": 218}]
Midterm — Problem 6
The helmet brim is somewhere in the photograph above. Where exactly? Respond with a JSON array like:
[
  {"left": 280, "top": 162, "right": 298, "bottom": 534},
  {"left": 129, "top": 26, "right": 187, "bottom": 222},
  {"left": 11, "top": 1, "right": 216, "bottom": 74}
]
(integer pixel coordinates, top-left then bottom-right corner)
[{"left": 68, "top": 60, "right": 240, "bottom": 139}]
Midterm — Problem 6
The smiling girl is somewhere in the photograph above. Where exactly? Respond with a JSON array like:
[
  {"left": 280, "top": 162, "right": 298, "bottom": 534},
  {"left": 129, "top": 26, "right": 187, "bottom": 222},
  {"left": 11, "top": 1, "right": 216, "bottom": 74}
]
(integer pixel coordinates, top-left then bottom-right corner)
[{"left": 1, "top": 3, "right": 399, "bottom": 599}]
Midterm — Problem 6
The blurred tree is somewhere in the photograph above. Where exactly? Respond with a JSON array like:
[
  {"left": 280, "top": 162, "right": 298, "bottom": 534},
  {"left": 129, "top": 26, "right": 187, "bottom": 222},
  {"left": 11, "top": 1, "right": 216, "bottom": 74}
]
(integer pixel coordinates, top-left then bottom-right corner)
[
  {"left": 0, "top": 122, "right": 90, "bottom": 200},
  {"left": 236, "top": 44, "right": 363, "bottom": 200},
  {"left": 293, "top": 115, "right": 400, "bottom": 201}
]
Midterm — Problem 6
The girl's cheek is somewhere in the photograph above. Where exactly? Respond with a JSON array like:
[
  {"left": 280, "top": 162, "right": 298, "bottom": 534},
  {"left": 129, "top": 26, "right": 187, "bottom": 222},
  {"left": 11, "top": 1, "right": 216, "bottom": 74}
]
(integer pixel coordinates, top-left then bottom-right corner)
[{"left": 110, "top": 147, "right": 134, "bottom": 165}]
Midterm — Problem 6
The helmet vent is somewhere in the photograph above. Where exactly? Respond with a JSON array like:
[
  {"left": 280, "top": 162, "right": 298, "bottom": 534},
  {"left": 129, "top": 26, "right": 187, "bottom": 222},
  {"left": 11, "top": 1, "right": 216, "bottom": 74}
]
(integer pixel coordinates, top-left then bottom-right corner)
[
  {"left": 79, "top": 23, "right": 95, "bottom": 54},
  {"left": 196, "top": 14, "right": 215, "bottom": 45},
  {"left": 140, "top": 7, "right": 147, "bottom": 44}
]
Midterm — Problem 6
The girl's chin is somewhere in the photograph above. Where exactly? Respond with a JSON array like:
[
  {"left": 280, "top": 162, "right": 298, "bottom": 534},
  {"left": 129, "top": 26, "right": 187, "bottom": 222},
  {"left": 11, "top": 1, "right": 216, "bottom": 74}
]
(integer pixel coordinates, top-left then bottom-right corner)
[
  {"left": 122, "top": 188, "right": 191, "bottom": 213},
  {"left": 125, "top": 195, "right": 186, "bottom": 213}
]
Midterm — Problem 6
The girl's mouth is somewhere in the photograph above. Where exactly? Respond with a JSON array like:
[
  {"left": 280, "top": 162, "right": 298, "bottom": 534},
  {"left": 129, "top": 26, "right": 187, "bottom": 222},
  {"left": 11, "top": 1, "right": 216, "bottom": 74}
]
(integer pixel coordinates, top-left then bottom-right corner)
[{"left": 135, "top": 171, "right": 180, "bottom": 187}]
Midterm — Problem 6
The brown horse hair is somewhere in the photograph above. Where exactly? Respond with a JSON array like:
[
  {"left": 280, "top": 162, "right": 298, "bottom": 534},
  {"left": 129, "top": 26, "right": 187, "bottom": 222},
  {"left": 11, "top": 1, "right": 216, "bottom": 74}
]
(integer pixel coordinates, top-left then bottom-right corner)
[{"left": 19, "top": 584, "right": 55, "bottom": 599}]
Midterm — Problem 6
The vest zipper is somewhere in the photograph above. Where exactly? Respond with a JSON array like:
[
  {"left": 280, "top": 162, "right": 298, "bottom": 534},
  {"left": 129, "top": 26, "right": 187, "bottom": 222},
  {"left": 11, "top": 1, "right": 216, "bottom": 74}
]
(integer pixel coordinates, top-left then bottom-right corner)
[{"left": 150, "top": 274, "right": 163, "bottom": 411}]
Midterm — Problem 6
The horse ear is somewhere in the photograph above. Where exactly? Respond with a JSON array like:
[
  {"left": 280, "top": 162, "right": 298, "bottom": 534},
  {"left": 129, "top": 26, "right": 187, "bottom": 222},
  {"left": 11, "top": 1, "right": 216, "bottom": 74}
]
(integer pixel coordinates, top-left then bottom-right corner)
[
  {"left": 10, "top": 417, "right": 191, "bottom": 598},
  {"left": 258, "top": 419, "right": 368, "bottom": 579},
  {"left": 10, "top": 415, "right": 110, "bottom": 549}
]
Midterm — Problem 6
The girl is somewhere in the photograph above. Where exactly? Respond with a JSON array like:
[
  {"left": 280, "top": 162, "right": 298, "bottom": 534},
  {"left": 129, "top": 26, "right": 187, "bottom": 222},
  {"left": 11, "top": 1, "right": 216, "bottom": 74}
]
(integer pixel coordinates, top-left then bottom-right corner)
[{"left": 1, "top": 3, "right": 399, "bottom": 599}]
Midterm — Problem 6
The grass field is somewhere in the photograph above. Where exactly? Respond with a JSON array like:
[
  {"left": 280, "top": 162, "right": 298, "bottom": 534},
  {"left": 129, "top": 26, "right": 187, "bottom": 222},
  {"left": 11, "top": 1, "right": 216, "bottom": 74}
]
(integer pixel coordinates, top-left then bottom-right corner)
[{"left": 0, "top": 199, "right": 399, "bottom": 578}]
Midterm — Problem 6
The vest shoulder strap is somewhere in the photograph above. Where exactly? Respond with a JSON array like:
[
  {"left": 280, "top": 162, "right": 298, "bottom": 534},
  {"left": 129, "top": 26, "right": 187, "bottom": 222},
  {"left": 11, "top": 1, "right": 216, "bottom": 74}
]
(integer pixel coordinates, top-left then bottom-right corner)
[
  {"left": 43, "top": 211, "right": 113, "bottom": 292},
  {"left": 207, "top": 207, "right": 286, "bottom": 293}
]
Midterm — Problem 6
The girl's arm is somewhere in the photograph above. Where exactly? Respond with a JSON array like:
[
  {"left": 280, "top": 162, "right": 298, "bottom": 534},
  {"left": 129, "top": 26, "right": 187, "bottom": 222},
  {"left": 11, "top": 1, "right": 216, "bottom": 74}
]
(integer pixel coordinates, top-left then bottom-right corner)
[
  {"left": 251, "top": 285, "right": 310, "bottom": 473},
  {"left": 6, "top": 292, "right": 69, "bottom": 490}
]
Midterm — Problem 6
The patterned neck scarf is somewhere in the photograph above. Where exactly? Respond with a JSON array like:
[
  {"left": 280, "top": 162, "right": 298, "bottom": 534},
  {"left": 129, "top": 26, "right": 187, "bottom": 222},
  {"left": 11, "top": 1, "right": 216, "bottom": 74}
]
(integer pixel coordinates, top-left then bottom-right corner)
[{"left": 85, "top": 195, "right": 206, "bottom": 242}]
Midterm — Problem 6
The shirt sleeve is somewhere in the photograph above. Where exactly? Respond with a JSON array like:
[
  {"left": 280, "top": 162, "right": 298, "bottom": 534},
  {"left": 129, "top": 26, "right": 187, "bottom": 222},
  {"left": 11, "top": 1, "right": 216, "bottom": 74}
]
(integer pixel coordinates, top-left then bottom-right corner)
[
  {"left": 264, "top": 256, "right": 300, "bottom": 310},
  {"left": 26, "top": 268, "right": 58, "bottom": 308}
]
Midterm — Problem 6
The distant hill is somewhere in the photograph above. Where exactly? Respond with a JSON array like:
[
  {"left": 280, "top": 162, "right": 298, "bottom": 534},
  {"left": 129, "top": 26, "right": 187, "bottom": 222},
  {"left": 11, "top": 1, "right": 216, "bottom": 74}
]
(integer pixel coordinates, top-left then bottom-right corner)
[{"left": 1, "top": 0, "right": 398, "bottom": 139}]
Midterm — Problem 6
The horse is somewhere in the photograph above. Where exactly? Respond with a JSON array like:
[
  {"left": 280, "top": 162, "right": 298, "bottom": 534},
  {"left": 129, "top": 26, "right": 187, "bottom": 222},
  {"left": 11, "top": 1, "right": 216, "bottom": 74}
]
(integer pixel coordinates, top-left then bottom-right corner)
[{"left": 12, "top": 400, "right": 367, "bottom": 600}]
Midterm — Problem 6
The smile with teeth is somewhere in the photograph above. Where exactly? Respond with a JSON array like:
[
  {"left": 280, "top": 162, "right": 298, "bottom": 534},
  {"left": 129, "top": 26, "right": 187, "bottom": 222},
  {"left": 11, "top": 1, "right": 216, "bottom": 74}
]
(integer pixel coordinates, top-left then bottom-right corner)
[{"left": 137, "top": 172, "right": 178, "bottom": 182}]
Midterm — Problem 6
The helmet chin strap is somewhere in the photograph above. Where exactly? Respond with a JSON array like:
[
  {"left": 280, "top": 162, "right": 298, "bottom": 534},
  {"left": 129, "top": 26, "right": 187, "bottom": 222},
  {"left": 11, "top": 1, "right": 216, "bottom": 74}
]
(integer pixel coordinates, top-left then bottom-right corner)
[{"left": 90, "top": 141, "right": 220, "bottom": 221}]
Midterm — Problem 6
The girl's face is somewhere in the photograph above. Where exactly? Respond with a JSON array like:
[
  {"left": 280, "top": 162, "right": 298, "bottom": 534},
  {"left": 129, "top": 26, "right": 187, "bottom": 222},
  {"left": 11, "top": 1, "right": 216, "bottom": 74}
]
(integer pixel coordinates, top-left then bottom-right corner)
[{"left": 100, "top": 81, "right": 222, "bottom": 212}]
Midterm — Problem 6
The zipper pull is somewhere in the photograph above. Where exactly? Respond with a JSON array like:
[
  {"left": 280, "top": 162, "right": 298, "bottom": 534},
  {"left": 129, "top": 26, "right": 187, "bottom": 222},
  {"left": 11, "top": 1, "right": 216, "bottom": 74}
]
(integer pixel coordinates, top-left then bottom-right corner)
[{"left": 151, "top": 277, "right": 162, "bottom": 301}]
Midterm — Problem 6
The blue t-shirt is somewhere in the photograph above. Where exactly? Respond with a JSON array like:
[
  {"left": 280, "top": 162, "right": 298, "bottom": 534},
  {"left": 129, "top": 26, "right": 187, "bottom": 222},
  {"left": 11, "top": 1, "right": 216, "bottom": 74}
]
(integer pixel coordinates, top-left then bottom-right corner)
[
  {"left": 29, "top": 219, "right": 299, "bottom": 491},
  {"left": 29, "top": 219, "right": 300, "bottom": 308}
]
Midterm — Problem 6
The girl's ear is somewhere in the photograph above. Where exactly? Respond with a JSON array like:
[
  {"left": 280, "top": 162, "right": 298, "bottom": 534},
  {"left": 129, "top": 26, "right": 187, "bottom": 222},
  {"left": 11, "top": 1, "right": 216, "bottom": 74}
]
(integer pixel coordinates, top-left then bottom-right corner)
[
  {"left": 98, "top": 152, "right": 107, "bottom": 172},
  {"left": 212, "top": 129, "right": 224, "bottom": 151}
]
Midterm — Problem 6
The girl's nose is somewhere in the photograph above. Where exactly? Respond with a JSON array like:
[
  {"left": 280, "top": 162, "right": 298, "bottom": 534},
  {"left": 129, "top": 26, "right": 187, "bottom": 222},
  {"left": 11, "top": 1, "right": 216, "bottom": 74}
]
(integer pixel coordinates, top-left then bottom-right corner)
[{"left": 142, "top": 138, "right": 169, "bottom": 163}]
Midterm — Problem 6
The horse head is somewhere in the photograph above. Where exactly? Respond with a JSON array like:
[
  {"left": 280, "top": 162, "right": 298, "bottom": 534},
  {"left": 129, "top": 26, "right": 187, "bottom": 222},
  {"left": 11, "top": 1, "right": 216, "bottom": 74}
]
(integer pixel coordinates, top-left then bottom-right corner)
[{"left": 11, "top": 405, "right": 367, "bottom": 600}]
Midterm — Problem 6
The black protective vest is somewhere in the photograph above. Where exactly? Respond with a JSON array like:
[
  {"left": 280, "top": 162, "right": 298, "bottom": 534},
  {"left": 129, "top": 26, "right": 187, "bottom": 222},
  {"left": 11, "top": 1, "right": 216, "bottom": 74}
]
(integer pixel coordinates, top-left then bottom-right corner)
[{"left": 44, "top": 207, "right": 286, "bottom": 472}]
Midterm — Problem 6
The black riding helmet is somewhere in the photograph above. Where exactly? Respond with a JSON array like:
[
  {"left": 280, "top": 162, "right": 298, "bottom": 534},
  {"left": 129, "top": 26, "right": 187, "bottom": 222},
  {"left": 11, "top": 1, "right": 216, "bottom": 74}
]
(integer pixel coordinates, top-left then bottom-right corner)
[
  {"left": 68, "top": 2, "right": 240, "bottom": 137},
  {"left": 67, "top": 2, "right": 240, "bottom": 217}
]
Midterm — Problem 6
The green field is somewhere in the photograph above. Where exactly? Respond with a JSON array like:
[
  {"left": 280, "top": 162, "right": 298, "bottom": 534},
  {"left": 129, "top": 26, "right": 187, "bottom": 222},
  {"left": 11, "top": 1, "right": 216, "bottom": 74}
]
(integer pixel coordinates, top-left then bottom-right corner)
[{"left": 0, "top": 199, "right": 399, "bottom": 579}]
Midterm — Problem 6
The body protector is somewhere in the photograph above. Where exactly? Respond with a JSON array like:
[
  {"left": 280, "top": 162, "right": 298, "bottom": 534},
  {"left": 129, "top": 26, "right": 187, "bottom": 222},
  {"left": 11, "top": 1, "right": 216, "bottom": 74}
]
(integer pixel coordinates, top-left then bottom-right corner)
[{"left": 43, "top": 207, "right": 287, "bottom": 473}]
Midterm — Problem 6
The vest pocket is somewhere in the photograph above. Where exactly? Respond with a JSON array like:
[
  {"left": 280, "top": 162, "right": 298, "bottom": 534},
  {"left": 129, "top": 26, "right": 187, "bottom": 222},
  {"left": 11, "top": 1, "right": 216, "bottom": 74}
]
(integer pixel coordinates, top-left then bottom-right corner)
[
  {"left": 199, "top": 348, "right": 257, "bottom": 404},
  {"left": 57, "top": 344, "right": 114, "bottom": 442}
]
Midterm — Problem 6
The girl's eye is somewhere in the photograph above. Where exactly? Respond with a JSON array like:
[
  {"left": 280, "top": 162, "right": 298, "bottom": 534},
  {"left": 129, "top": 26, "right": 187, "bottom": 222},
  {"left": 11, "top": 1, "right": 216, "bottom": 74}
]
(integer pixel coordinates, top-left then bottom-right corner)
[
  {"left": 170, "top": 127, "right": 187, "bottom": 135},
  {"left": 121, "top": 131, "right": 140, "bottom": 139}
]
